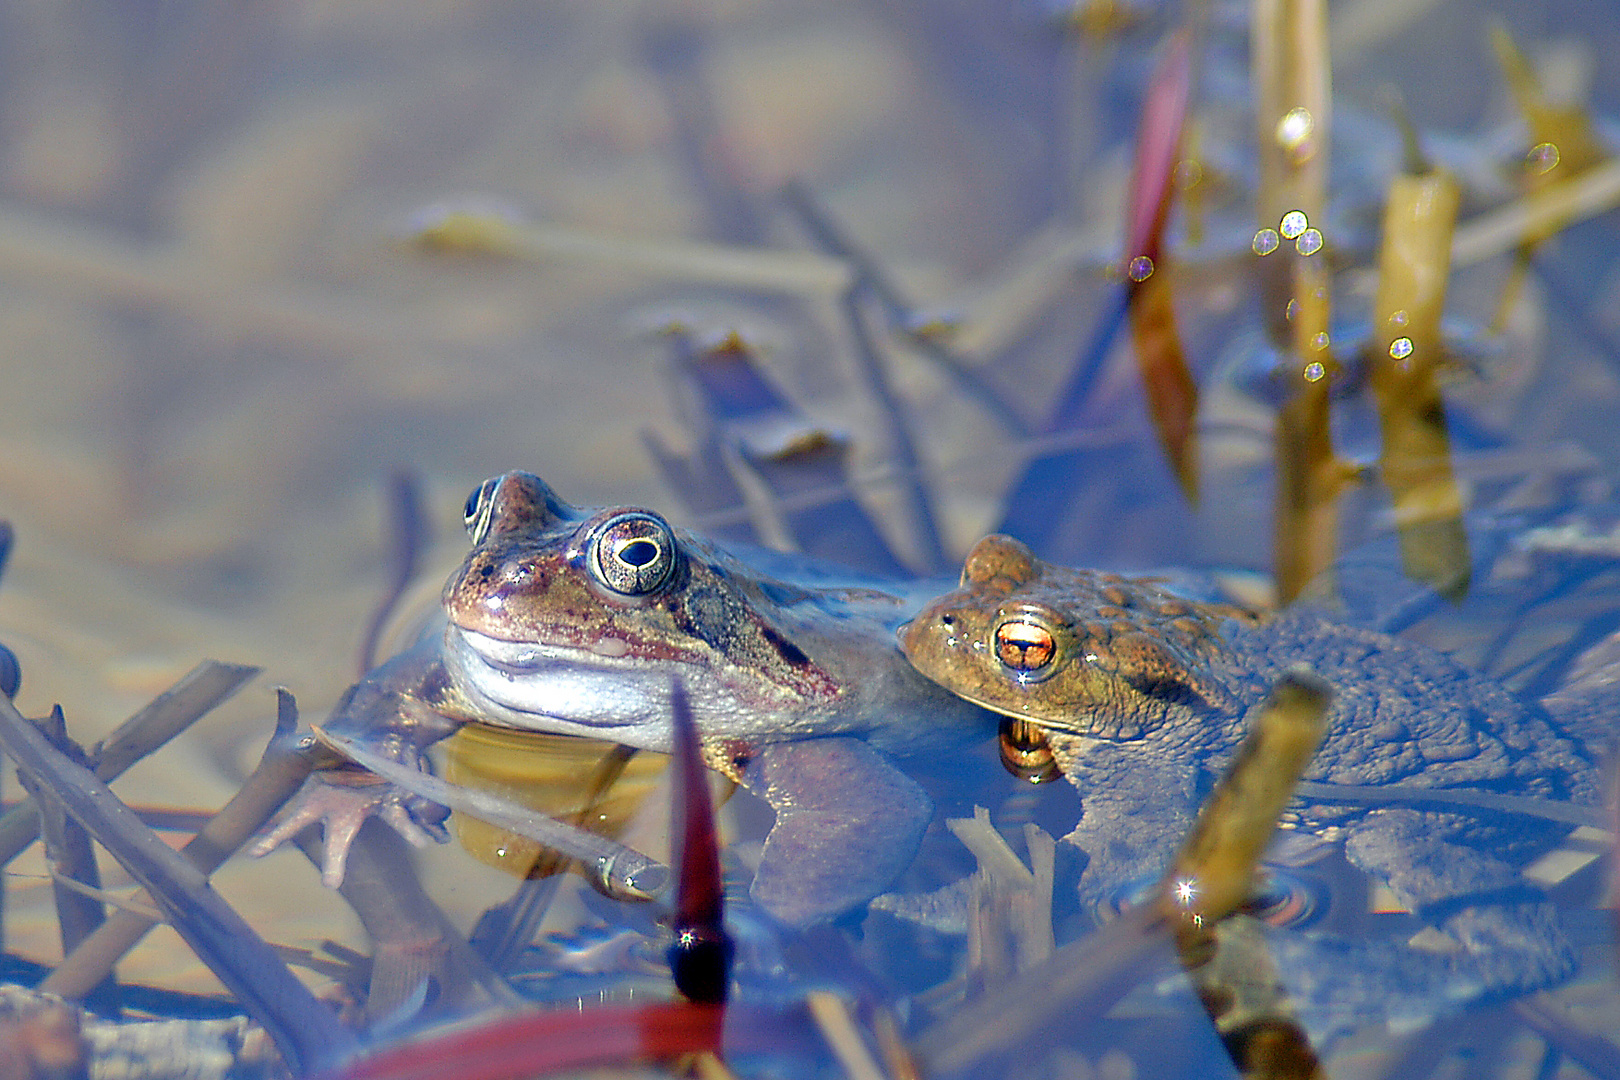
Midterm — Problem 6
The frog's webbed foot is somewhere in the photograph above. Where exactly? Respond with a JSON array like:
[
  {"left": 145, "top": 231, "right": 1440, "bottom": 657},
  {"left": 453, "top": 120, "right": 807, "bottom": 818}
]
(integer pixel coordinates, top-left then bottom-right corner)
[
  {"left": 740, "top": 737, "right": 931, "bottom": 927},
  {"left": 249, "top": 767, "right": 451, "bottom": 887}
]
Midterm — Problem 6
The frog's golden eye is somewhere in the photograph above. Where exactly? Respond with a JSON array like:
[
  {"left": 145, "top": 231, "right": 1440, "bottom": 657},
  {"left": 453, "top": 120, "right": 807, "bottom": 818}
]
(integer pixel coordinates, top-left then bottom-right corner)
[
  {"left": 994, "top": 617, "right": 1057, "bottom": 677},
  {"left": 591, "top": 512, "right": 678, "bottom": 596},
  {"left": 463, "top": 477, "right": 501, "bottom": 545},
  {"left": 999, "top": 718, "right": 1061, "bottom": 783}
]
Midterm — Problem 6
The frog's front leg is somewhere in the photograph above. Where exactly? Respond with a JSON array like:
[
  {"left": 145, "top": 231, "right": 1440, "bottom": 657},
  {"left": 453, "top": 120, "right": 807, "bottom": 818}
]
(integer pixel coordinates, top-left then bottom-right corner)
[
  {"left": 737, "top": 736, "right": 931, "bottom": 927},
  {"left": 250, "top": 638, "right": 463, "bottom": 886},
  {"left": 1056, "top": 738, "right": 1202, "bottom": 907}
]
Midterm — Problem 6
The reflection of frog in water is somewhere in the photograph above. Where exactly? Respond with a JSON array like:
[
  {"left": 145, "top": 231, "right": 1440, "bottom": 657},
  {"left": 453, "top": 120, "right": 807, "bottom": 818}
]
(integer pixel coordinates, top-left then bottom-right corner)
[
  {"left": 255, "top": 471, "right": 991, "bottom": 926},
  {"left": 900, "top": 534, "right": 1601, "bottom": 1033}
]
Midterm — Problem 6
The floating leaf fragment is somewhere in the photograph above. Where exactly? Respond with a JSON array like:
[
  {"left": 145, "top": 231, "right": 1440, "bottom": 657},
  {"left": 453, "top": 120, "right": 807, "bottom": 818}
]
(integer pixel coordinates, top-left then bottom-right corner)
[{"left": 1124, "top": 29, "right": 1200, "bottom": 503}]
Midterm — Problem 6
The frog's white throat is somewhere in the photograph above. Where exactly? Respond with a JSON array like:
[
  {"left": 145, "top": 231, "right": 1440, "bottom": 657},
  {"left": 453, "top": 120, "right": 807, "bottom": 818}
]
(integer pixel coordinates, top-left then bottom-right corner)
[{"left": 444, "top": 625, "right": 736, "bottom": 752}]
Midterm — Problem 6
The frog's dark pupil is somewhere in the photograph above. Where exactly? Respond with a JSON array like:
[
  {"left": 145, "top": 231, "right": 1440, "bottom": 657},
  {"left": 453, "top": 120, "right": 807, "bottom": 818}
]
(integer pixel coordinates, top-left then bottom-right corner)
[{"left": 617, "top": 539, "right": 659, "bottom": 567}]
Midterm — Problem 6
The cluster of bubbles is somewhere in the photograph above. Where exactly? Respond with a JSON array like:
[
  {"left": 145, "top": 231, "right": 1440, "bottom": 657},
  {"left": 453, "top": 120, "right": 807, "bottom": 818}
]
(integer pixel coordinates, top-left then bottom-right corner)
[{"left": 1253, "top": 208, "right": 1324, "bottom": 258}]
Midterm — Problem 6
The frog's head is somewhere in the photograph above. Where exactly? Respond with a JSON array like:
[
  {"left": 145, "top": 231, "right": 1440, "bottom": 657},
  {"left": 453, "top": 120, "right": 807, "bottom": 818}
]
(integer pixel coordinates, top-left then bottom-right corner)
[
  {"left": 899, "top": 534, "right": 1237, "bottom": 742},
  {"left": 440, "top": 472, "right": 843, "bottom": 750}
]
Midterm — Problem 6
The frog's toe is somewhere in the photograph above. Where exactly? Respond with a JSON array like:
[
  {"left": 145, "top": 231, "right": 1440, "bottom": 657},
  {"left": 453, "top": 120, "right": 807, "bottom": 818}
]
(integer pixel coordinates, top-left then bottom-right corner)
[
  {"left": 741, "top": 737, "right": 931, "bottom": 927},
  {"left": 379, "top": 796, "right": 450, "bottom": 848},
  {"left": 250, "top": 769, "right": 439, "bottom": 889}
]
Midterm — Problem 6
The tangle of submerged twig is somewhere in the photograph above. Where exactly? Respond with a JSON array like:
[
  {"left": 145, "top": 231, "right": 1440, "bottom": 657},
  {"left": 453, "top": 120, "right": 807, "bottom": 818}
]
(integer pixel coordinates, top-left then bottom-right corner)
[
  {"left": 41, "top": 687, "right": 315, "bottom": 1001},
  {"left": 0, "top": 688, "right": 358, "bottom": 1074},
  {"left": 0, "top": 660, "right": 261, "bottom": 868}
]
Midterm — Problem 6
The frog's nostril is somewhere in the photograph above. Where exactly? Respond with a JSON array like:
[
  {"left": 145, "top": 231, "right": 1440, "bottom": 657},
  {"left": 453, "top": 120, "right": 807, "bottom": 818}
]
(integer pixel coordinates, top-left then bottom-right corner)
[{"left": 940, "top": 614, "right": 955, "bottom": 627}]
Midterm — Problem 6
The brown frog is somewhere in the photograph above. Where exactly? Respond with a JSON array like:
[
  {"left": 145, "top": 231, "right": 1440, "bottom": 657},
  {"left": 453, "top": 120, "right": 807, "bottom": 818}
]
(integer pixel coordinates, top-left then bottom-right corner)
[
  {"left": 899, "top": 534, "right": 1602, "bottom": 1034},
  {"left": 255, "top": 472, "right": 993, "bottom": 926}
]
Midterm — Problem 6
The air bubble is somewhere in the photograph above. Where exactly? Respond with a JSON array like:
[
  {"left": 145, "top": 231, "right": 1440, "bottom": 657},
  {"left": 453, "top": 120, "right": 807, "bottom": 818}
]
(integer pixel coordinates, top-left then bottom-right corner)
[
  {"left": 1295, "top": 228, "right": 1324, "bottom": 256},
  {"left": 1389, "top": 337, "right": 1414, "bottom": 360},
  {"left": 1389, "top": 309, "right": 1410, "bottom": 328},
  {"left": 1526, "top": 142, "right": 1560, "bottom": 176},
  {"left": 1279, "top": 211, "right": 1309, "bottom": 240},
  {"left": 1310, "top": 332, "right": 1330, "bottom": 352},
  {"left": 1285, "top": 299, "right": 1301, "bottom": 321},
  {"left": 1276, "top": 107, "right": 1315, "bottom": 158},
  {"left": 1128, "top": 255, "right": 1155, "bottom": 282},
  {"left": 1304, "top": 361, "right": 1326, "bottom": 382},
  {"left": 1253, "top": 228, "right": 1281, "bottom": 256}
]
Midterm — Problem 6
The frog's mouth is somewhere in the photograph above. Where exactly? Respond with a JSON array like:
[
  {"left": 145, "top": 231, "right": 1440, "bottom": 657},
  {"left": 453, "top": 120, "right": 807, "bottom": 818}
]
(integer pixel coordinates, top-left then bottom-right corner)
[{"left": 447, "top": 626, "right": 680, "bottom": 734}]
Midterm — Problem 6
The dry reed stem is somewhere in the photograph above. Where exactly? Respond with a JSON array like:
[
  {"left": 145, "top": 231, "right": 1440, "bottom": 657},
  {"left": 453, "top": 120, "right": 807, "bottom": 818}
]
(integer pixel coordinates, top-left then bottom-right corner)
[
  {"left": 806, "top": 991, "right": 889, "bottom": 1080},
  {"left": 1253, "top": 0, "right": 1345, "bottom": 604},
  {"left": 1368, "top": 169, "right": 1470, "bottom": 599}
]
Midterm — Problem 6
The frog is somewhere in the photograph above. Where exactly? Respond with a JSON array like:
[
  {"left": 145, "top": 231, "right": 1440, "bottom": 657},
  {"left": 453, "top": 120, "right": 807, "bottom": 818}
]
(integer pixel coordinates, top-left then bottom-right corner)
[
  {"left": 253, "top": 471, "right": 994, "bottom": 927},
  {"left": 898, "top": 533, "right": 1603, "bottom": 1037}
]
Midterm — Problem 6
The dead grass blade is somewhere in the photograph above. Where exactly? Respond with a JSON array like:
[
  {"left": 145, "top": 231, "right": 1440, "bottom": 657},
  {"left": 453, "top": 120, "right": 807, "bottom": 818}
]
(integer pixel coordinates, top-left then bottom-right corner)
[
  {"left": 668, "top": 681, "right": 732, "bottom": 1004},
  {"left": 41, "top": 688, "right": 314, "bottom": 1001},
  {"left": 320, "top": 1003, "right": 822, "bottom": 1080},
  {"left": 320, "top": 725, "right": 669, "bottom": 901},
  {"left": 358, "top": 470, "right": 429, "bottom": 677},
  {"left": 1125, "top": 30, "right": 1200, "bottom": 503}
]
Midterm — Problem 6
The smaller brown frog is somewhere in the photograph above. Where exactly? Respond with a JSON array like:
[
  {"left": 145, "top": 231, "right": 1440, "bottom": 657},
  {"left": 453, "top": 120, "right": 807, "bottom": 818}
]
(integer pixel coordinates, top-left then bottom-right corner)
[{"left": 899, "top": 534, "right": 1601, "bottom": 1035}]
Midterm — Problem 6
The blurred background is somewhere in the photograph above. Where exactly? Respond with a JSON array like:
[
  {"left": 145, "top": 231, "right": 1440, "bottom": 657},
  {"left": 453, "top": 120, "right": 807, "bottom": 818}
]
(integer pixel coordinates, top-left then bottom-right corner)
[{"left": 1, "top": 0, "right": 1619, "bottom": 1010}]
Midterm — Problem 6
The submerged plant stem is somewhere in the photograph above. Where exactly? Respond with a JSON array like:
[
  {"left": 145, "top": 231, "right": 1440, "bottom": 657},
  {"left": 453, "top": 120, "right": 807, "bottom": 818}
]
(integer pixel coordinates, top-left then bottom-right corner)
[
  {"left": 0, "top": 661, "right": 261, "bottom": 869},
  {"left": 41, "top": 688, "right": 315, "bottom": 1001},
  {"left": 0, "top": 689, "right": 356, "bottom": 1073}
]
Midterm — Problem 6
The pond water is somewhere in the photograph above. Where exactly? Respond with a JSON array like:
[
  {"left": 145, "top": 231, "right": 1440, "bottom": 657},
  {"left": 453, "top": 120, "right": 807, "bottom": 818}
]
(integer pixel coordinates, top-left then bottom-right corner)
[{"left": 3, "top": 0, "right": 1620, "bottom": 1076}]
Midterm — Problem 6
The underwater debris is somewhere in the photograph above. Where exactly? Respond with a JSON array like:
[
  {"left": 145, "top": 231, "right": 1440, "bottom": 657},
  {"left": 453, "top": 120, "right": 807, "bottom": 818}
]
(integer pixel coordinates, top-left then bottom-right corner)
[{"left": 0, "top": 685, "right": 357, "bottom": 1074}]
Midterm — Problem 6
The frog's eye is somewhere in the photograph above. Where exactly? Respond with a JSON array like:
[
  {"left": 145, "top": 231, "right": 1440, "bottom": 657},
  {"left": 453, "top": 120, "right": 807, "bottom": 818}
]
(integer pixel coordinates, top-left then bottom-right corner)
[
  {"left": 463, "top": 477, "right": 500, "bottom": 545},
  {"left": 590, "top": 512, "right": 678, "bottom": 596},
  {"left": 993, "top": 617, "right": 1058, "bottom": 678}
]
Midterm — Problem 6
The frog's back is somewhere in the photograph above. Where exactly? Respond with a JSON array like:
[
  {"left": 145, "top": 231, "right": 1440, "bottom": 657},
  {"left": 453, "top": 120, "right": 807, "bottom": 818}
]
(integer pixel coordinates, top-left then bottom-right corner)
[{"left": 1230, "top": 609, "right": 1600, "bottom": 850}]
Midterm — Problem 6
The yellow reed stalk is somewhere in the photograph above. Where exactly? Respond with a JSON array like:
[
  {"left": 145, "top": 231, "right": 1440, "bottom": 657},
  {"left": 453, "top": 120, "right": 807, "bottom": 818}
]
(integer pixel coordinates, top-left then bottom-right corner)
[
  {"left": 1369, "top": 170, "right": 1470, "bottom": 599},
  {"left": 1487, "top": 24, "right": 1612, "bottom": 329},
  {"left": 1252, "top": 0, "right": 1345, "bottom": 603},
  {"left": 1165, "top": 670, "right": 1331, "bottom": 1079},
  {"left": 410, "top": 204, "right": 853, "bottom": 295}
]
